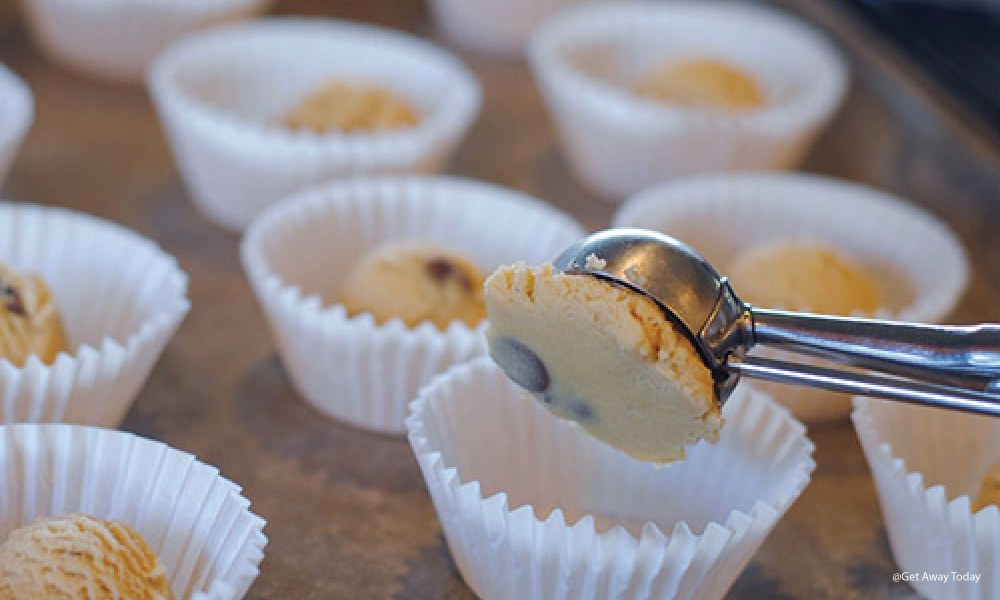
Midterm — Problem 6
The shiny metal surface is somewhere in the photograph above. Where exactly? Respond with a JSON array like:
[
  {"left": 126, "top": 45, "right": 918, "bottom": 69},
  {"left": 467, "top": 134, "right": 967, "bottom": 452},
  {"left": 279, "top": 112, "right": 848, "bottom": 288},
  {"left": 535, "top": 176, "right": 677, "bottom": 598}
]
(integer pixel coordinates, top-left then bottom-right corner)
[
  {"left": 557, "top": 229, "right": 1000, "bottom": 413},
  {"left": 553, "top": 229, "right": 724, "bottom": 340},
  {"left": 553, "top": 228, "right": 748, "bottom": 401},
  {"left": 752, "top": 309, "right": 1000, "bottom": 391},
  {"left": 729, "top": 355, "right": 1000, "bottom": 416}
]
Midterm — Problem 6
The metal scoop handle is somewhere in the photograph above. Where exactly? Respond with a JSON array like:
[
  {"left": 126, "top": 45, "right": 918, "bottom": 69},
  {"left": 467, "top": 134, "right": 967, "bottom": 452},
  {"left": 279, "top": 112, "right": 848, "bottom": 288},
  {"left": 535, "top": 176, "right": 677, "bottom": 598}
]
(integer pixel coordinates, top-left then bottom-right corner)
[
  {"left": 729, "top": 355, "right": 1000, "bottom": 416},
  {"left": 749, "top": 308, "right": 1000, "bottom": 393}
]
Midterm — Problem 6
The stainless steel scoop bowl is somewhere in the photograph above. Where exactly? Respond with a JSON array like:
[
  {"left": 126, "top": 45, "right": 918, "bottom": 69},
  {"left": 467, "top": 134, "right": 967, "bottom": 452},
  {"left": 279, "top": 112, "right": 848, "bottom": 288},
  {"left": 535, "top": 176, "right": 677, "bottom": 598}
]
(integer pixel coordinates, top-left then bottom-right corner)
[{"left": 554, "top": 228, "right": 1000, "bottom": 415}]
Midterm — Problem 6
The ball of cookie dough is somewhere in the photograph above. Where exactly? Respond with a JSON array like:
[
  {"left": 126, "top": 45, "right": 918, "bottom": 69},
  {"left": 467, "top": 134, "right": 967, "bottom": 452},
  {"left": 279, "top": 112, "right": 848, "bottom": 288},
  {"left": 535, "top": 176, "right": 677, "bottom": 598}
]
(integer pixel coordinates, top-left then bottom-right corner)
[
  {"left": 727, "top": 240, "right": 881, "bottom": 317},
  {"left": 340, "top": 241, "right": 487, "bottom": 331},
  {"left": 0, "top": 513, "right": 175, "bottom": 600},
  {"left": 634, "top": 57, "right": 764, "bottom": 110},
  {"left": 0, "top": 262, "right": 69, "bottom": 367},
  {"left": 973, "top": 458, "right": 1000, "bottom": 512},
  {"left": 485, "top": 262, "right": 721, "bottom": 464},
  {"left": 285, "top": 81, "right": 419, "bottom": 134}
]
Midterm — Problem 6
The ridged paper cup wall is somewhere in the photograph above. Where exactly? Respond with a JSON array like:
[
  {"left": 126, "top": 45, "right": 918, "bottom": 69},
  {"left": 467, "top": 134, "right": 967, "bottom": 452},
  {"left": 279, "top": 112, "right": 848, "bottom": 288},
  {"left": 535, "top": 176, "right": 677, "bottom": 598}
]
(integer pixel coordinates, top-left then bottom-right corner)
[
  {"left": 0, "top": 203, "right": 190, "bottom": 427},
  {"left": 529, "top": 1, "right": 848, "bottom": 201},
  {"left": 18, "top": 0, "right": 272, "bottom": 83},
  {"left": 853, "top": 399, "right": 1000, "bottom": 600},
  {"left": 0, "top": 423, "right": 267, "bottom": 600},
  {"left": 613, "top": 172, "right": 969, "bottom": 424},
  {"left": 407, "top": 357, "right": 815, "bottom": 600},
  {"left": 0, "top": 64, "right": 32, "bottom": 186},
  {"left": 149, "top": 18, "right": 482, "bottom": 231},
  {"left": 427, "top": 0, "right": 587, "bottom": 55},
  {"left": 241, "top": 176, "right": 585, "bottom": 434}
]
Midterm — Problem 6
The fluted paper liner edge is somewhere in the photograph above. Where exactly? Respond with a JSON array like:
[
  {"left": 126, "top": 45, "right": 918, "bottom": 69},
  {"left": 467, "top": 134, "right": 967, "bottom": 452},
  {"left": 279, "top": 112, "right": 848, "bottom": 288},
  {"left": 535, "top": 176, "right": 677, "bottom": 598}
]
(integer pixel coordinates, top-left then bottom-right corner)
[
  {"left": 853, "top": 398, "right": 1000, "bottom": 600},
  {"left": 407, "top": 357, "right": 816, "bottom": 600},
  {"left": 0, "top": 424, "right": 267, "bottom": 600},
  {"left": 0, "top": 203, "right": 190, "bottom": 427},
  {"left": 528, "top": 1, "right": 848, "bottom": 200},
  {"left": 149, "top": 18, "right": 482, "bottom": 231},
  {"left": 241, "top": 176, "right": 585, "bottom": 434}
]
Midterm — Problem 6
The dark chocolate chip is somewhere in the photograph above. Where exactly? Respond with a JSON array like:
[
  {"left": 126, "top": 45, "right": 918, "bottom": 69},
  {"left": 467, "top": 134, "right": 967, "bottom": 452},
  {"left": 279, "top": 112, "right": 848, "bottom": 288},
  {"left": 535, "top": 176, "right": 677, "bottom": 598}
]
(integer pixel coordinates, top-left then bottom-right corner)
[
  {"left": 570, "top": 400, "right": 595, "bottom": 421},
  {"left": 426, "top": 258, "right": 473, "bottom": 292},
  {"left": 426, "top": 258, "right": 456, "bottom": 282},
  {"left": 2, "top": 284, "right": 25, "bottom": 316},
  {"left": 491, "top": 337, "right": 550, "bottom": 393}
]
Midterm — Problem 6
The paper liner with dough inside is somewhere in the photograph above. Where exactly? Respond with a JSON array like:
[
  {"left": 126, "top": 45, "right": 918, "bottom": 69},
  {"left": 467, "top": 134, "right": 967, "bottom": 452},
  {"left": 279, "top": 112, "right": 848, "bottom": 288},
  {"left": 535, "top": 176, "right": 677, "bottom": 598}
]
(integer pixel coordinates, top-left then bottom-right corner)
[
  {"left": 241, "top": 176, "right": 585, "bottom": 434},
  {"left": 0, "top": 513, "right": 174, "bottom": 600},
  {"left": 853, "top": 398, "right": 1000, "bottom": 600},
  {"left": 528, "top": 2, "right": 848, "bottom": 200},
  {"left": 0, "top": 202, "right": 190, "bottom": 427},
  {"left": 0, "top": 424, "right": 267, "bottom": 600},
  {"left": 148, "top": 18, "right": 481, "bottom": 231},
  {"left": 0, "top": 262, "right": 69, "bottom": 368}
]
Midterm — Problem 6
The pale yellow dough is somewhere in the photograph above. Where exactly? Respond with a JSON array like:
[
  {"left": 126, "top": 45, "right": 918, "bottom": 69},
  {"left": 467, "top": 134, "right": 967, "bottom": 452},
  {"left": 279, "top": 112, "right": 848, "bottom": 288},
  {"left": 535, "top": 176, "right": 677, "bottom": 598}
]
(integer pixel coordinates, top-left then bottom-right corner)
[
  {"left": 0, "top": 262, "right": 69, "bottom": 367},
  {"left": 634, "top": 57, "right": 764, "bottom": 110},
  {"left": 727, "top": 240, "right": 881, "bottom": 317},
  {"left": 0, "top": 513, "right": 174, "bottom": 600},
  {"left": 341, "top": 241, "right": 487, "bottom": 331},
  {"left": 285, "top": 81, "right": 419, "bottom": 133},
  {"left": 973, "top": 458, "right": 1000, "bottom": 512},
  {"left": 484, "top": 262, "right": 721, "bottom": 464}
]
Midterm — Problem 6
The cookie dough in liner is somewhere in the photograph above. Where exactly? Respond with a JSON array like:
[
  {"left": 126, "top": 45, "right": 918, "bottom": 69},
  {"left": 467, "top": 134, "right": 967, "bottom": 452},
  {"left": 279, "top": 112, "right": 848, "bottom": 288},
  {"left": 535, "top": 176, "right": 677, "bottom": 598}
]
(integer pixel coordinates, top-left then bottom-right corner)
[
  {"left": 407, "top": 357, "right": 815, "bottom": 600},
  {"left": 528, "top": 1, "right": 847, "bottom": 200},
  {"left": 0, "top": 203, "right": 189, "bottom": 427},
  {"left": 853, "top": 399, "right": 1000, "bottom": 600},
  {"left": 0, "top": 423, "right": 266, "bottom": 600},
  {"left": 614, "top": 172, "right": 968, "bottom": 424},
  {"left": 149, "top": 18, "right": 481, "bottom": 231},
  {"left": 241, "top": 176, "right": 584, "bottom": 434}
]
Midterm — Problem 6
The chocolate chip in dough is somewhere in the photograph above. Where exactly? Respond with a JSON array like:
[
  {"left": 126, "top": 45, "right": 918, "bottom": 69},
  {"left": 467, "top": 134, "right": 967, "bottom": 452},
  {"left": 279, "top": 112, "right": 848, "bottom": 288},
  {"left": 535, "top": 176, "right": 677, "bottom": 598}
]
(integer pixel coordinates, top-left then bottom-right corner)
[
  {"left": 426, "top": 258, "right": 473, "bottom": 292},
  {"left": 2, "top": 284, "right": 25, "bottom": 316},
  {"left": 492, "top": 337, "right": 550, "bottom": 393},
  {"left": 569, "top": 399, "right": 595, "bottom": 421}
]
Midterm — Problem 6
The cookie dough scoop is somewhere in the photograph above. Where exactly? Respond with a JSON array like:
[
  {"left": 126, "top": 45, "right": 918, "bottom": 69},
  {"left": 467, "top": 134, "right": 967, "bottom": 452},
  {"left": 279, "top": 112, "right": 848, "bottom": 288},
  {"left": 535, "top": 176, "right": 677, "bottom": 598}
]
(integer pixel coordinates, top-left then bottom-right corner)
[
  {"left": 0, "top": 262, "right": 68, "bottom": 367},
  {"left": 540, "top": 229, "right": 1000, "bottom": 416},
  {"left": 0, "top": 513, "right": 175, "bottom": 600}
]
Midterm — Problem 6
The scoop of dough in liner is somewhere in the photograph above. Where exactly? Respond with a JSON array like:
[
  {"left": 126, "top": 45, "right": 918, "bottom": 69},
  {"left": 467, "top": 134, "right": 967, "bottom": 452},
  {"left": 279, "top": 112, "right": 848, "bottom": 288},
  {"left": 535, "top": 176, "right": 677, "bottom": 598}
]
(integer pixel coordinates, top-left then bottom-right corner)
[
  {"left": 0, "top": 513, "right": 175, "bottom": 600},
  {"left": 0, "top": 262, "right": 69, "bottom": 367},
  {"left": 340, "top": 241, "right": 487, "bottom": 331}
]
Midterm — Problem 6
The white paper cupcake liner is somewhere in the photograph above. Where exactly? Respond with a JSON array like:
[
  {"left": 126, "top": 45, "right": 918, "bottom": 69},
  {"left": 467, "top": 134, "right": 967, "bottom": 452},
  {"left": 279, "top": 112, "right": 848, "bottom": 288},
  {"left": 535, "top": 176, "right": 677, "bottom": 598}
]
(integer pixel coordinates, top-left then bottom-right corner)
[
  {"left": 407, "top": 356, "right": 815, "bottom": 600},
  {"left": 528, "top": 1, "right": 848, "bottom": 201},
  {"left": 241, "top": 175, "right": 586, "bottom": 434},
  {"left": 149, "top": 18, "right": 482, "bottom": 232},
  {"left": 853, "top": 398, "right": 1000, "bottom": 600},
  {"left": 0, "top": 423, "right": 266, "bottom": 600},
  {"left": 428, "top": 0, "right": 587, "bottom": 56},
  {"left": 18, "top": 0, "right": 272, "bottom": 84},
  {"left": 0, "top": 64, "right": 33, "bottom": 187},
  {"left": 0, "top": 202, "right": 190, "bottom": 427},
  {"left": 613, "top": 172, "right": 969, "bottom": 424}
]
